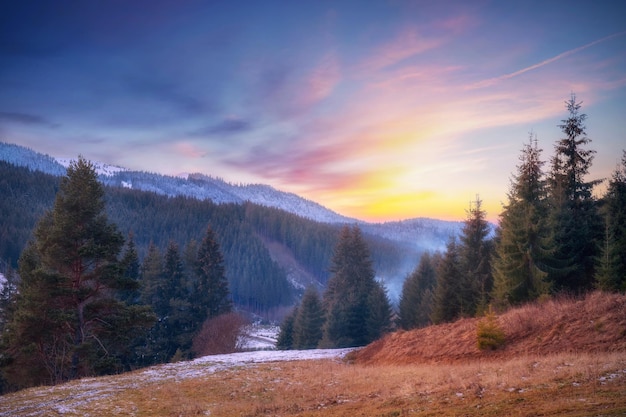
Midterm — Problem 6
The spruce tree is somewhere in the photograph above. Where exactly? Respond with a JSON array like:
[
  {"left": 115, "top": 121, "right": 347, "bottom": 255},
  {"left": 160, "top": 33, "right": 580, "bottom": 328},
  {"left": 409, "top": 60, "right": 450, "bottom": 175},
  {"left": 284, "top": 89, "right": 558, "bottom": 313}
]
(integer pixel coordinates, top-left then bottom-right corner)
[
  {"left": 2, "top": 157, "right": 153, "bottom": 388},
  {"left": 431, "top": 238, "right": 462, "bottom": 324},
  {"left": 162, "top": 242, "right": 194, "bottom": 360},
  {"left": 321, "top": 226, "right": 391, "bottom": 348},
  {"left": 597, "top": 150, "right": 626, "bottom": 291},
  {"left": 276, "top": 307, "right": 297, "bottom": 350},
  {"left": 547, "top": 94, "right": 603, "bottom": 292},
  {"left": 366, "top": 282, "right": 393, "bottom": 341},
  {"left": 492, "top": 135, "right": 551, "bottom": 306},
  {"left": 119, "top": 233, "right": 141, "bottom": 305},
  {"left": 140, "top": 243, "right": 165, "bottom": 315},
  {"left": 459, "top": 196, "right": 493, "bottom": 316},
  {"left": 399, "top": 252, "right": 438, "bottom": 329},
  {"left": 292, "top": 286, "right": 324, "bottom": 349},
  {"left": 193, "top": 226, "right": 231, "bottom": 321}
]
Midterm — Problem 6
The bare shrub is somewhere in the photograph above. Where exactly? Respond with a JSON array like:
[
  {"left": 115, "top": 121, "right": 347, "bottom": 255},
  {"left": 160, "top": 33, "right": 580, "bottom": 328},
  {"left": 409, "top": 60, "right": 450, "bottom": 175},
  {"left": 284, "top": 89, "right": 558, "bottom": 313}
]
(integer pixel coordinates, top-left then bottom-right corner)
[{"left": 191, "top": 312, "right": 249, "bottom": 357}]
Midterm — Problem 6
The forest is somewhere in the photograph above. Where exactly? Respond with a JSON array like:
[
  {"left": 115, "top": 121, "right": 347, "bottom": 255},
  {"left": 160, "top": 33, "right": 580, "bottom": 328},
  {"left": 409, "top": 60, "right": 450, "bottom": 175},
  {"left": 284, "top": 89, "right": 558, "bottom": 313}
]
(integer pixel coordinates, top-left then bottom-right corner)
[
  {"left": 0, "top": 160, "right": 414, "bottom": 314},
  {"left": 397, "top": 95, "right": 626, "bottom": 331}
]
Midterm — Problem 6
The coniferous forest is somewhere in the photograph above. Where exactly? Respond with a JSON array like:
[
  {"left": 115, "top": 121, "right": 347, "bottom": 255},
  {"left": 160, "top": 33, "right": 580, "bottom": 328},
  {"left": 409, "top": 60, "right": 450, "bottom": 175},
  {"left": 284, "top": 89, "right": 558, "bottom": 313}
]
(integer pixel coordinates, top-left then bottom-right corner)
[
  {"left": 0, "top": 95, "right": 625, "bottom": 392},
  {"left": 398, "top": 94, "right": 626, "bottom": 331}
]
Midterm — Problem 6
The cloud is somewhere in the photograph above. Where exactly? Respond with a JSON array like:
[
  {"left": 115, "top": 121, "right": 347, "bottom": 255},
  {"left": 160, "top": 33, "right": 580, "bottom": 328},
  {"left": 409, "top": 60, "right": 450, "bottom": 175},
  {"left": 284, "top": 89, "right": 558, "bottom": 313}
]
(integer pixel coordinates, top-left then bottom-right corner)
[
  {"left": 0, "top": 112, "right": 58, "bottom": 127},
  {"left": 191, "top": 117, "right": 254, "bottom": 136},
  {"left": 124, "top": 75, "right": 209, "bottom": 115},
  {"left": 360, "top": 26, "right": 444, "bottom": 71},
  {"left": 302, "top": 51, "right": 341, "bottom": 105}
]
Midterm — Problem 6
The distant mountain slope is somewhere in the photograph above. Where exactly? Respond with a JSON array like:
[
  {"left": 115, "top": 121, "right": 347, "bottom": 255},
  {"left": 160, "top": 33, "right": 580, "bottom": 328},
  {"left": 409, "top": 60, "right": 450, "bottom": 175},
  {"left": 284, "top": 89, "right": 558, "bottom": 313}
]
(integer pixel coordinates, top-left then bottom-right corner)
[
  {"left": 0, "top": 141, "right": 461, "bottom": 253},
  {"left": 0, "top": 142, "right": 66, "bottom": 176},
  {"left": 0, "top": 142, "right": 352, "bottom": 224}
]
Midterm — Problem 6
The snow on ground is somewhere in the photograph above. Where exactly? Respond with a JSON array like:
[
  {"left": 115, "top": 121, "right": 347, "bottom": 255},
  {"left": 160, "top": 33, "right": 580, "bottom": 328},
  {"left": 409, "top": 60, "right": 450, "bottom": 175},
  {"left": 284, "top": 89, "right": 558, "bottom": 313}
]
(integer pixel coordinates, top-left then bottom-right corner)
[
  {"left": 0, "top": 348, "right": 356, "bottom": 417},
  {"left": 238, "top": 324, "right": 280, "bottom": 350}
]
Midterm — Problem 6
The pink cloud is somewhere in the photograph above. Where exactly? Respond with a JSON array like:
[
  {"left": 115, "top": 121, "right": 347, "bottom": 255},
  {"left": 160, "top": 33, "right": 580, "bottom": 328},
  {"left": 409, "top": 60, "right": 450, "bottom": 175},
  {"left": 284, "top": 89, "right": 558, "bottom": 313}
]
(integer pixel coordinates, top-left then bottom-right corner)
[
  {"left": 301, "top": 51, "right": 341, "bottom": 105},
  {"left": 359, "top": 26, "right": 444, "bottom": 71},
  {"left": 171, "top": 141, "right": 206, "bottom": 158}
]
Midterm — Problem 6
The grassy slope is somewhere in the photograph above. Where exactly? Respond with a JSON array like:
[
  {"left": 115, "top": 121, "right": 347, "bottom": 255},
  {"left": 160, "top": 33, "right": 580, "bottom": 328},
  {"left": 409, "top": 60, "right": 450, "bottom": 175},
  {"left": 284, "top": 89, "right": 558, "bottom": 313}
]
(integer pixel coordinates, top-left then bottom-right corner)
[
  {"left": 1, "top": 292, "right": 625, "bottom": 416},
  {"left": 354, "top": 291, "right": 626, "bottom": 365}
]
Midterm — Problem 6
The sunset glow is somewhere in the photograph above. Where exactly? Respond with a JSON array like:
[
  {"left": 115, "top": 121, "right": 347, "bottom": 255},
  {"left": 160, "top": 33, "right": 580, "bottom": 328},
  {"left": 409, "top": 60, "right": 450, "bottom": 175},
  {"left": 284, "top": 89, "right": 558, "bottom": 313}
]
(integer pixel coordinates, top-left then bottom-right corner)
[{"left": 1, "top": 1, "right": 625, "bottom": 222}]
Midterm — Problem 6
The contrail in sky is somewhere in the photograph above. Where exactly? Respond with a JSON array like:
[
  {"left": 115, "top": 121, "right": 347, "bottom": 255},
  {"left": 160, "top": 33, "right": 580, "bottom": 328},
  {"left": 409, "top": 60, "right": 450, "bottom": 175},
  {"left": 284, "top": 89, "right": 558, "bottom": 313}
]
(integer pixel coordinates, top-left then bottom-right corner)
[{"left": 470, "top": 31, "right": 626, "bottom": 89}]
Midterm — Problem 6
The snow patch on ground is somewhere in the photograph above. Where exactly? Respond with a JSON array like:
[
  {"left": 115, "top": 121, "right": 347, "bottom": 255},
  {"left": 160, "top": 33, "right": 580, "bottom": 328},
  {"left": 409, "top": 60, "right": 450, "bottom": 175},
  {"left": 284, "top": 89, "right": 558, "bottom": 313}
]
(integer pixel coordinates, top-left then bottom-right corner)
[
  {"left": 0, "top": 348, "right": 355, "bottom": 417},
  {"left": 238, "top": 324, "right": 280, "bottom": 350}
]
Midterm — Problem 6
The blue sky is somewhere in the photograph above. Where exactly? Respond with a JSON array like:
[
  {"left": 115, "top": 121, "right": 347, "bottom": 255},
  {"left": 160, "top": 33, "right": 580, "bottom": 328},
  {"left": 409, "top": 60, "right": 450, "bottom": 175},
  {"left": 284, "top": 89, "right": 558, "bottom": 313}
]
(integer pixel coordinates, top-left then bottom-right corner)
[{"left": 1, "top": 0, "right": 625, "bottom": 222}]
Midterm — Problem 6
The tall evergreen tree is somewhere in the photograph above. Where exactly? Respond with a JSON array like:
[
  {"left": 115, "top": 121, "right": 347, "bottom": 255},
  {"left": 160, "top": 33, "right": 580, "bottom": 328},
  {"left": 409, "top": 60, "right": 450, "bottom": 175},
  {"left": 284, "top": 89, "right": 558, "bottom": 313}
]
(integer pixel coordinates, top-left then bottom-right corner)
[
  {"left": 119, "top": 233, "right": 141, "bottom": 305},
  {"left": 162, "top": 242, "right": 195, "bottom": 360},
  {"left": 547, "top": 94, "right": 603, "bottom": 292},
  {"left": 431, "top": 238, "right": 462, "bottom": 324},
  {"left": 366, "top": 282, "right": 393, "bottom": 341},
  {"left": 492, "top": 135, "right": 551, "bottom": 306},
  {"left": 276, "top": 307, "right": 298, "bottom": 350},
  {"left": 458, "top": 196, "right": 493, "bottom": 316},
  {"left": 193, "top": 226, "right": 232, "bottom": 322},
  {"left": 597, "top": 150, "right": 626, "bottom": 292},
  {"left": 399, "top": 252, "right": 438, "bottom": 330},
  {"left": 321, "top": 226, "right": 391, "bottom": 348},
  {"left": 140, "top": 243, "right": 165, "bottom": 315},
  {"left": 1, "top": 157, "right": 153, "bottom": 389},
  {"left": 292, "top": 286, "right": 324, "bottom": 349}
]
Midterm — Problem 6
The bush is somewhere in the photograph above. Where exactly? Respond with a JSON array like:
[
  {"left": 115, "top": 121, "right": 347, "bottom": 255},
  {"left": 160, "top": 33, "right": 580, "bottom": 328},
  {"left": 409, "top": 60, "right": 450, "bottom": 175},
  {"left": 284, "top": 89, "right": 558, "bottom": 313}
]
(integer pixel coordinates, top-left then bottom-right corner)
[
  {"left": 191, "top": 312, "right": 249, "bottom": 357},
  {"left": 476, "top": 308, "right": 505, "bottom": 350}
]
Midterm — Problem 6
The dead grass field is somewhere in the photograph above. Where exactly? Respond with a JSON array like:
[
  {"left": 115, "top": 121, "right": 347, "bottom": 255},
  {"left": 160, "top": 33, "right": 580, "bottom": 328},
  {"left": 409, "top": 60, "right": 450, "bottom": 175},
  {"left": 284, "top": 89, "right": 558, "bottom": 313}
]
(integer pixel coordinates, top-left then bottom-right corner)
[
  {"left": 2, "top": 351, "right": 623, "bottom": 416},
  {"left": 1, "top": 291, "right": 625, "bottom": 416},
  {"left": 118, "top": 353, "right": 626, "bottom": 416}
]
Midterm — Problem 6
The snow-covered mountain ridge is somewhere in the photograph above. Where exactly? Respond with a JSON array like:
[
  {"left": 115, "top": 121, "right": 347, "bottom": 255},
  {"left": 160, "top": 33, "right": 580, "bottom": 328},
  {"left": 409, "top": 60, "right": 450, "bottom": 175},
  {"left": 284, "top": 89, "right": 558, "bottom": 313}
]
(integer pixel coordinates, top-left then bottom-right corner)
[{"left": 0, "top": 142, "right": 462, "bottom": 249}]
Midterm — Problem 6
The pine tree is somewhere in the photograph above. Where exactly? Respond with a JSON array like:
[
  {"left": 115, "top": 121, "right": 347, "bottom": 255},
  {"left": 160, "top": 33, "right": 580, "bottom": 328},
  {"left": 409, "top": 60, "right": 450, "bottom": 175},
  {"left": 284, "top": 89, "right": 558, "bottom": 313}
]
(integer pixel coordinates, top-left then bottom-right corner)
[
  {"left": 193, "top": 226, "right": 231, "bottom": 321},
  {"left": 547, "top": 94, "right": 603, "bottom": 292},
  {"left": 597, "top": 150, "right": 626, "bottom": 292},
  {"left": 458, "top": 196, "right": 493, "bottom": 316},
  {"left": 292, "top": 286, "right": 324, "bottom": 349},
  {"left": 399, "top": 252, "right": 438, "bottom": 329},
  {"left": 276, "top": 307, "right": 297, "bottom": 350},
  {"left": 492, "top": 135, "right": 551, "bottom": 306},
  {"left": 321, "top": 226, "right": 391, "bottom": 348},
  {"left": 366, "top": 282, "right": 393, "bottom": 341},
  {"left": 119, "top": 233, "right": 141, "bottom": 305},
  {"left": 140, "top": 243, "right": 165, "bottom": 315},
  {"left": 1, "top": 157, "right": 153, "bottom": 389},
  {"left": 162, "top": 242, "right": 194, "bottom": 360},
  {"left": 431, "top": 238, "right": 462, "bottom": 324}
]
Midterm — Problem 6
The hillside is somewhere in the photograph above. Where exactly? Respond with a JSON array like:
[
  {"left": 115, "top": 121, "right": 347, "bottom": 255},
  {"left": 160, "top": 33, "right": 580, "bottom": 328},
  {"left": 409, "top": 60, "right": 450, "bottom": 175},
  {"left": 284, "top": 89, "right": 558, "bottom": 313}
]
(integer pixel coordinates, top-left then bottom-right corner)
[
  {"left": 1, "top": 292, "right": 625, "bottom": 416},
  {"left": 354, "top": 291, "right": 626, "bottom": 365}
]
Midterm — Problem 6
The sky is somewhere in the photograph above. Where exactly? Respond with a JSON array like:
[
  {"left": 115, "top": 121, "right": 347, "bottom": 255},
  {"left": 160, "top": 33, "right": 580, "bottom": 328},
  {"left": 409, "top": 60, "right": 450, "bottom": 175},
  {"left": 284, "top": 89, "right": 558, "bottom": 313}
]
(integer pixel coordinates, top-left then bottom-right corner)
[{"left": 1, "top": 1, "right": 625, "bottom": 223}]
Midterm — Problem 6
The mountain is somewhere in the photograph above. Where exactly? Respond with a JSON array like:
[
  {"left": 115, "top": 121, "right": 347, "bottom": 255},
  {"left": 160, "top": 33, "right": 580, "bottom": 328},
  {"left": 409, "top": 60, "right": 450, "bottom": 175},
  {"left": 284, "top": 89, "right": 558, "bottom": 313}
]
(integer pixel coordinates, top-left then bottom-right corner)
[
  {"left": 0, "top": 142, "right": 353, "bottom": 224},
  {"left": 0, "top": 141, "right": 462, "bottom": 246}
]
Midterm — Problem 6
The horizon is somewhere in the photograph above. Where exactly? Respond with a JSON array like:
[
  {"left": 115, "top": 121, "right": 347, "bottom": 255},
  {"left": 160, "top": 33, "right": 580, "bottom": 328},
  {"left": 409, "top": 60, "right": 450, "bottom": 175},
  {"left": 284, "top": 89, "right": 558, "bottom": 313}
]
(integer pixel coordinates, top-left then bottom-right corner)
[{"left": 1, "top": 1, "right": 625, "bottom": 223}]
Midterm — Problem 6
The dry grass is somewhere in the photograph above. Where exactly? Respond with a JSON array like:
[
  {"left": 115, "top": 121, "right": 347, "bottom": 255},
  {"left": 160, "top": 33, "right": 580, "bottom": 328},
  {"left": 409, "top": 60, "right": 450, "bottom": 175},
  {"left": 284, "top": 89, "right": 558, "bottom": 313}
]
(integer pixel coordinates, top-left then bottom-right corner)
[
  {"left": 2, "top": 291, "right": 625, "bottom": 416},
  {"left": 2, "top": 352, "right": 623, "bottom": 416},
  {"left": 355, "top": 291, "right": 626, "bottom": 365}
]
